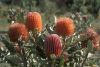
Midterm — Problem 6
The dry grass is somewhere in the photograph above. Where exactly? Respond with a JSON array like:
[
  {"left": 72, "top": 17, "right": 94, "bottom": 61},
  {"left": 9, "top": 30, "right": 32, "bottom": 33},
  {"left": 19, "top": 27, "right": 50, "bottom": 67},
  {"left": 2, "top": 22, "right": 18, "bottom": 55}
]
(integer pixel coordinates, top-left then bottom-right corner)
[
  {"left": 0, "top": 24, "right": 9, "bottom": 31},
  {"left": 0, "top": 18, "right": 9, "bottom": 31}
]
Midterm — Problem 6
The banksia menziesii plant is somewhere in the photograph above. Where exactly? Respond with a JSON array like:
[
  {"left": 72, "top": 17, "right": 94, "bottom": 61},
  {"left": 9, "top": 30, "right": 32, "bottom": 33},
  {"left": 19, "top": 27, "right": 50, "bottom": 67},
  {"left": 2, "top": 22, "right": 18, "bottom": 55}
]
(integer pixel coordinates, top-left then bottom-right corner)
[
  {"left": 86, "top": 28, "right": 100, "bottom": 48},
  {"left": 44, "top": 34, "right": 62, "bottom": 58},
  {"left": 55, "top": 17, "right": 75, "bottom": 36},
  {"left": 8, "top": 23, "right": 28, "bottom": 42},
  {"left": 0, "top": 1, "right": 100, "bottom": 66},
  {"left": 26, "top": 12, "right": 42, "bottom": 32}
]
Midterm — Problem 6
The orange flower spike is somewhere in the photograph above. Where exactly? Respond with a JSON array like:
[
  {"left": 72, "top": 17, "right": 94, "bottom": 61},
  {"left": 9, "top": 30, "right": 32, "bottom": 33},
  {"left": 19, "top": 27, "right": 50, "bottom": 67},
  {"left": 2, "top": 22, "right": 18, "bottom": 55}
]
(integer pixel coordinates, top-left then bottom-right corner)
[
  {"left": 8, "top": 23, "right": 28, "bottom": 42},
  {"left": 26, "top": 12, "right": 42, "bottom": 32},
  {"left": 55, "top": 18, "right": 75, "bottom": 36}
]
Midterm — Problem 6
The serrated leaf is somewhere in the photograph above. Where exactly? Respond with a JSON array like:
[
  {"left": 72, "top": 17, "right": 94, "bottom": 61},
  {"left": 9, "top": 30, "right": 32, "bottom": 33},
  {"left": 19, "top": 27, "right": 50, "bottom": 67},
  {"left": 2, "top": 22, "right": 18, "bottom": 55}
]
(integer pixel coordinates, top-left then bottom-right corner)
[
  {"left": 0, "top": 36, "right": 15, "bottom": 53},
  {"left": 1, "top": 37, "right": 15, "bottom": 53},
  {"left": 5, "top": 55, "right": 22, "bottom": 66}
]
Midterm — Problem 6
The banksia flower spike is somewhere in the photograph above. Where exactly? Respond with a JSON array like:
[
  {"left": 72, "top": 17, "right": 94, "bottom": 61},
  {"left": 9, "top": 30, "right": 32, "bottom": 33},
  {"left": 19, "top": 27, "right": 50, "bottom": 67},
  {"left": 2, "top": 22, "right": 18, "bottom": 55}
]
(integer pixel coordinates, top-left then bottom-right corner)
[
  {"left": 44, "top": 34, "right": 62, "bottom": 58},
  {"left": 55, "top": 17, "right": 75, "bottom": 36},
  {"left": 86, "top": 28, "right": 99, "bottom": 48},
  {"left": 26, "top": 12, "right": 42, "bottom": 32},
  {"left": 8, "top": 23, "right": 28, "bottom": 42}
]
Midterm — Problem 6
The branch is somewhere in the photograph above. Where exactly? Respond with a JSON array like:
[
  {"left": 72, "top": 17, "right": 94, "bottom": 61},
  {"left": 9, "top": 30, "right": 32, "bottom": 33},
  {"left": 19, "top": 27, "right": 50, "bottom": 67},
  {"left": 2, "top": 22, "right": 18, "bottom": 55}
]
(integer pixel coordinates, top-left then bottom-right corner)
[{"left": 21, "top": 48, "right": 27, "bottom": 67}]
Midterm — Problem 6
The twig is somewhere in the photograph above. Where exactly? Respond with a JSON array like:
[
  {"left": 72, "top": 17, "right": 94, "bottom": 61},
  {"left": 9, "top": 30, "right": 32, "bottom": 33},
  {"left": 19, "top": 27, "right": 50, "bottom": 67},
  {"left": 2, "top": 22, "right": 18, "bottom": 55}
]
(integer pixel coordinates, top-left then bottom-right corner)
[
  {"left": 21, "top": 48, "right": 27, "bottom": 67},
  {"left": 81, "top": 50, "right": 89, "bottom": 67},
  {"left": 51, "top": 59, "right": 55, "bottom": 67}
]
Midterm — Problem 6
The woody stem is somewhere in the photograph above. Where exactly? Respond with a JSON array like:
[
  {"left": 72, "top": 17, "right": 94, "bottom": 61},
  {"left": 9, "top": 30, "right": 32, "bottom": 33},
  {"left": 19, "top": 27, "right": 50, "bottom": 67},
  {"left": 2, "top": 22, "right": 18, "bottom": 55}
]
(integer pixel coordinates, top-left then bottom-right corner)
[
  {"left": 21, "top": 48, "right": 27, "bottom": 67},
  {"left": 81, "top": 50, "right": 89, "bottom": 67}
]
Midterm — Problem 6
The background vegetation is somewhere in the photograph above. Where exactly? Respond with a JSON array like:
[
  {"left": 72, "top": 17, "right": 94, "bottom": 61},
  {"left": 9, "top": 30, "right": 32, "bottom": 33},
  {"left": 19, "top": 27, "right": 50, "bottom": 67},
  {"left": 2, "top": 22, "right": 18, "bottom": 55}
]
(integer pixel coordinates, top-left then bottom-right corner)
[{"left": 0, "top": 0, "right": 100, "bottom": 32}]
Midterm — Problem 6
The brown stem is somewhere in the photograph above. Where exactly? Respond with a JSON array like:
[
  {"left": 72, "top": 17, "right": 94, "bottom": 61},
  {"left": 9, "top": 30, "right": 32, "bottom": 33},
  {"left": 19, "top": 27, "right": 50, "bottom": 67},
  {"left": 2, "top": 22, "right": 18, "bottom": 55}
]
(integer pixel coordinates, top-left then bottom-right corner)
[
  {"left": 81, "top": 50, "right": 89, "bottom": 67},
  {"left": 50, "top": 59, "right": 55, "bottom": 67},
  {"left": 62, "top": 36, "right": 66, "bottom": 50},
  {"left": 21, "top": 48, "right": 27, "bottom": 67}
]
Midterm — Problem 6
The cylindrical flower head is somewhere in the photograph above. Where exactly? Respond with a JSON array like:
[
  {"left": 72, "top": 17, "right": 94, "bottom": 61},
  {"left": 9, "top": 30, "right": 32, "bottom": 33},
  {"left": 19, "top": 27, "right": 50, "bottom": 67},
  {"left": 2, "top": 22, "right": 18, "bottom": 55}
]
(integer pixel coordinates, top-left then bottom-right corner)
[
  {"left": 8, "top": 23, "right": 28, "bottom": 42},
  {"left": 55, "top": 18, "right": 75, "bottom": 36},
  {"left": 86, "top": 28, "right": 100, "bottom": 48},
  {"left": 26, "top": 12, "right": 42, "bottom": 32},
  {"left": 44, "top": 34, "right": 62, "bottom": 57}
]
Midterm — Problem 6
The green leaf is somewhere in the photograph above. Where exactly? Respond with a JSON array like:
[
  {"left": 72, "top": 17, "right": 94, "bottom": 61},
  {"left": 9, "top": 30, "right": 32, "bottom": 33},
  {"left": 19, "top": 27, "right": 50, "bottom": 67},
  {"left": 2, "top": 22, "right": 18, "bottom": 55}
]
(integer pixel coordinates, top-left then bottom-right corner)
[
  {"left": 58, "top": 57, "right": 64, "bottom": 67},
  {"left": 87, "top": 40, "right": 93, "bottom": 51},
  {"left": 0, "top": 36, "right": 16, "bottom": 53},
  {"left": 5, "top": 55, "right": 22, "bottom": 66}
]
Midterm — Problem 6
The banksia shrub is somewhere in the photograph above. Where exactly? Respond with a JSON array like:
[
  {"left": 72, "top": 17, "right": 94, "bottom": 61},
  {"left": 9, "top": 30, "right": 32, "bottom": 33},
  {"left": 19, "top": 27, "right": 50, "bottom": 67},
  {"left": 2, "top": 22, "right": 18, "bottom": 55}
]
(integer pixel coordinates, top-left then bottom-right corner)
[
  {"left": 44, "top": 34, "right": 62, "bottom": 57},
  {"left": 55, "top": 17, "right": 75, "bottom": 36},
  {"left": 26, "top": 12, "right": 42, "bottom": 32},
  {"left": 86, "top": 28, "right": 99, "bottom": 48},
  {"left": 8, "top": 23, "right": 28, "bottom": 42}
]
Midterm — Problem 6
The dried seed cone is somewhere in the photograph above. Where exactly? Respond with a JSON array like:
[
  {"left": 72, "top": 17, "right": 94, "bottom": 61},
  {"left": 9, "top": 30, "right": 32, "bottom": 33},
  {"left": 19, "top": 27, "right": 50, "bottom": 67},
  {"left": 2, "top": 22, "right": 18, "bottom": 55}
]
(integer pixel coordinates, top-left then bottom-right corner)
[
  {"left": 55, "top": 17, "right": 75, "bottom": 36},
  {"left": 86, "top": 28, "right": 100, "bottom": 48},
  {"left": 26, "top": 12, "right": 42, "bottom": 32},
  {"left": 8, "top": 23, "right": 28, "bottom": 42},
  {"left": 44, "top": 34, "right": 62, "bottom": 57}
]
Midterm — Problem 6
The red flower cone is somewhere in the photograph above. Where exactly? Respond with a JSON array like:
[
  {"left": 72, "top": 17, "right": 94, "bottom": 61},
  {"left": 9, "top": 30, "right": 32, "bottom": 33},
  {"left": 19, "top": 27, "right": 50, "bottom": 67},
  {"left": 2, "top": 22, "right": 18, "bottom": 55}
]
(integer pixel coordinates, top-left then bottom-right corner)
[{"left": 44, "top": 34, "right": 62, "bottom": 57}]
